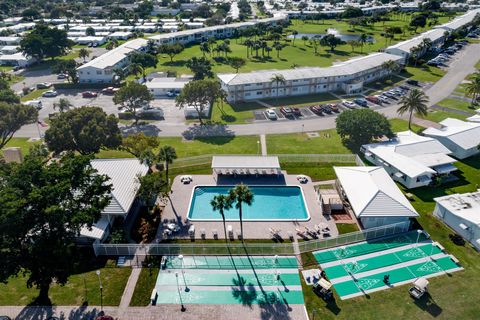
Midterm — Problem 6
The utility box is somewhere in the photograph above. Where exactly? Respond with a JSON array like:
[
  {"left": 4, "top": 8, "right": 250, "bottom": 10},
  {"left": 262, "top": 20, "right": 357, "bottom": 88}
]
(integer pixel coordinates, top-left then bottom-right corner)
[{"left": 2, "top": 147, "right": 23, "bottom": 163}]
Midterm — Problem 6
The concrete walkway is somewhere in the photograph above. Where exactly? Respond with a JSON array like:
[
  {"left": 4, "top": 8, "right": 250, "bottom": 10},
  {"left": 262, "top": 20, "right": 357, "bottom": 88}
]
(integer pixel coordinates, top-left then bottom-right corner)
[
  {"left": 14, "top": 44, "right": 480, "bottom": 139},
  {"left": 119, "top": 267, "right": 142, "bottom": 309},
  {"left": 260, "top": 134, "right": 267, "bottom": 155}
]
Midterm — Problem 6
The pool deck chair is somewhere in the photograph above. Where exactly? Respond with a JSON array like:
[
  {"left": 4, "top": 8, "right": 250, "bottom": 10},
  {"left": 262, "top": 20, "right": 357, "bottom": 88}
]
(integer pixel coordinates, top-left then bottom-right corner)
[
  {"left": 188, "top": 225, "right": 195, "bottom": 239},
  {"left": 212, "top": 229, "right": 218, "bottom": 240},
  {"left": 227, "top": 225, "right": 234, "bottom": 240},
  {"left": 200, "top": 228, "right": 206, "bottom": 239}
]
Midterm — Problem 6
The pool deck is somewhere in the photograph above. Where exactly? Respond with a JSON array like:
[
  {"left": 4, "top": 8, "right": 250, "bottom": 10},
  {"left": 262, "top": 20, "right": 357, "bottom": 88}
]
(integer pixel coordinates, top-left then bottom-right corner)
[{"left": 159, "top": 173, "right": 338, "bottom": 240}]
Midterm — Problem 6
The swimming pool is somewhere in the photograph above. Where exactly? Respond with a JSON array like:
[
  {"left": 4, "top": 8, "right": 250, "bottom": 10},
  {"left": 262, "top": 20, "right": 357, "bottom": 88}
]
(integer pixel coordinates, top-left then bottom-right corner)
[{"left": 187, "top": 185, "right": 310, "bottom": 221}]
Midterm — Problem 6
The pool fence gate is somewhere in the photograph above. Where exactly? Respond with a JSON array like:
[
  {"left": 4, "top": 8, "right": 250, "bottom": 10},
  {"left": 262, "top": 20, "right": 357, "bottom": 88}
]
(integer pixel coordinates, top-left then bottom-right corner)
[{"left": 93, "top": 221, "right": 410, "bottom": 257}]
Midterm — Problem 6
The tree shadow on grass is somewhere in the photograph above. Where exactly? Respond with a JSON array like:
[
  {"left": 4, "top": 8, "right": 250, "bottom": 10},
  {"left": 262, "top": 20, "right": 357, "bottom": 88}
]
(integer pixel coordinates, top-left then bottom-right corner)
[
  {"left": 162, "top": 60, "right": 187, "bottom": 67},
  {"left": 182, "top": 123, "right": 235, "bottom": 142}
]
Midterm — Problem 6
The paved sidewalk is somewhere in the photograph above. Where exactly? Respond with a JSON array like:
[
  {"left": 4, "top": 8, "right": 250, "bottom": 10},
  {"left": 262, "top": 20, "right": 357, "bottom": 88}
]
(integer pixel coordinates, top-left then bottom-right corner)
[
  {"left": 260, "top": 134, "right": 267, "bottom": 155},
  {"left": 119, "top": 267, "right": 142, "bottom": 309}
]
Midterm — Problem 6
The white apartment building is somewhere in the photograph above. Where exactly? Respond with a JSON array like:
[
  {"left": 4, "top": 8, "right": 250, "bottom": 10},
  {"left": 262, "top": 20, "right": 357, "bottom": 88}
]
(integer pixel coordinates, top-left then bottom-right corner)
[{"left": 218, "top": 53, "right": 403, "bottom": 102}]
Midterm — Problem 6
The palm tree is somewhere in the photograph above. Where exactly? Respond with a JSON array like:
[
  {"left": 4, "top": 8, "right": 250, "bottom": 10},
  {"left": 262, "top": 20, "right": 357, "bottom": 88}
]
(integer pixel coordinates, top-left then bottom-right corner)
[
  {"left": 157, "top": 145, "right": 177, "bottom": 186},
  {"left": 291, "top": 30, "right": 299, "bottom": 46},
  {"left": 397, "top": 89, "right": 429, "bottom": 130},
  {"left": 199, "top": 42, "right": 210, "bottom": 58},
  {"left": 78, "top": 48, "right": 90, "bottom": 62},
  {"left": 211, "top": 195, "right": 233, "bottom": 242},
  {"left": 53, "top": 98, "right": 72, "bottom": 113},
  {"left": 464, "top": 72, "right": 480, "bottom": 106},
  {"left": 359, "top": 33, "right": 368, "bottom": 53},
  {"left": 273, "top": 42, "right": 284, "bottom": 58},
  {"left": 228, "top": 184, "right": 254, "bottom": 241},
  {"left": 301, "top": 35, "right": 309, "bottom": 46},
  {"left": 244, "top": 39, "right": 253, "bottom": 58},
  {"left": 270, "top": 73, "right": 286, "bottom": 103},
  {"left": 129, "top": 63, "right": 143, "bottom": 80},
  {"left": 381, "top": 60, "right": 400, "bottom": 80}
]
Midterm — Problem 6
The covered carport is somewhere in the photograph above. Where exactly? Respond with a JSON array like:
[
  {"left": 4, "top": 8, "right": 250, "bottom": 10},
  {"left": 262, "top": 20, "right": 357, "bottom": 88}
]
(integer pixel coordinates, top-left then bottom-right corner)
[{"left": 211, "top": 156, "right": 281, "bottom": 176}]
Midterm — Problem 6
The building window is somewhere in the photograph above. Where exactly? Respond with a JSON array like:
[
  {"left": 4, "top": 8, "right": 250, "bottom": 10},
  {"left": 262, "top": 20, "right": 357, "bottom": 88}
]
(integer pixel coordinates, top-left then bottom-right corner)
[
  {"left": 96, "top": 71, "right": 102, "bottom": 75},
  {"left": 245, "top": 93, "right": 251, "bottom": 96},
  {"left": 292, "top": 88, "right": 298, "bottom": 92},
  {"left": 256, "top": 91, "right": 262, "bottom": 95}
]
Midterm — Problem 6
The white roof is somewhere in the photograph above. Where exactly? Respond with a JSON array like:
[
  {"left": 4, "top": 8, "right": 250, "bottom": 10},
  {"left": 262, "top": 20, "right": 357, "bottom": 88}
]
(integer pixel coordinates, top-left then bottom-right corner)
[
  {"left": 435, "top": 9, "right": 480, "bottom": 31},
  {"left": 78, "top": 38, "right": 148, "bottom": 70},
  {"left": 386, "top": 28, "right": 445, "bottom": 54},
  {"left": 0, "top": 52, "right": 31, "bottom": 61},
  {"left": 423, "top": 118, "right": 480, "bottom": 150},
  {"left": 212, "top": 156, "right": 280, "bottom": 169},
  {"left": 218, "top": 53, "right": 402, "bottom": 86},
  {"left": 91, "top": 158, "right": 149, "bottom": 215},
  {"left": 80, "top": 215, "right": 112, "bottom": 240},
  {"left": 334, "top": 166, "right": 418, "bottom": 218},
  {"left": 434, "top": 189, "right": 480, "bottom": 225},
  {"left": 466, "top": 114, "right": 480, "bottom": 123},
  {"left": 146, "top": 79, "right": 189, "bottom": 89},
  {"left": 363, "top": 131, "right": 456, "bottom": 178}
]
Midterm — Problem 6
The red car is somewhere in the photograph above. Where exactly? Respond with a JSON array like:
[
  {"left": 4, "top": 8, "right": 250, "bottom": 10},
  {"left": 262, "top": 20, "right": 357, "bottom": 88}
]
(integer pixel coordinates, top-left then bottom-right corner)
[
  {"left": 82, "top": 91, "right": 98, "bottom": 98},
  {"left": 310, "top": 105, "right": 324, "bottom": 115},
  {"left": 366, "top": 96, "right": 381, "bottom": 105}
]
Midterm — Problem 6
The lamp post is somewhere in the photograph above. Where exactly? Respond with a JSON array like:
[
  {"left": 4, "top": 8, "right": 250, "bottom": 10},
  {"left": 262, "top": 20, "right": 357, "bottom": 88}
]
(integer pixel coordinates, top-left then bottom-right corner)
[
  {"left": 415, "top": 229, "right": 423, "bottom": 248},
  {"left": 96, "top": 270, "right": 103, "bottom": 312},
  {"left": 178, "top": 255, "right": 189, "bottom": 292},
  {"left": 257, "top": 140, "right": 260, "bottom": 155},
  {"left": 175, "top": 272, "right": 186, "bottom": 312},
  {"left": 301, "top": 124, "right": 304, "bottom": 135},
  {"left": 274, "top": 255, "right": 280, "bottom": 280}
]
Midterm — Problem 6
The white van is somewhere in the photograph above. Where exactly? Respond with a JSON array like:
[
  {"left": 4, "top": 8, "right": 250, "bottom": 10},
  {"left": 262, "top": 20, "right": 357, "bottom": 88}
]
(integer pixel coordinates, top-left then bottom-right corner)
[{"left": 24, "top": 100, "right": 43, "bottom": 110}]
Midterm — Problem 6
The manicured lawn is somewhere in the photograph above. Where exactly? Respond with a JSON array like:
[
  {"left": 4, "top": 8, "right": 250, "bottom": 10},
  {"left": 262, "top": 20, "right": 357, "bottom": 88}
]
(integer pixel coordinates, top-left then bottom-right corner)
[
  {"left": 2, "top": 138, "right": 41, "bottom": 156},
  {"left": 20, "top": 88, "right": 49, "bottom": 102},
  {"left": 389, "top": 118, "right": 424, "bottom": 132},
  {"left": 130, "top": 267, "right": 160, "bottom": 306},
  {"left": 402, "top": 65, "right": 446, "bottom": 83},
  {"left": 436, "top": 98, "right": 476, "bottom": 114},
  {"left": 0, "top": 261, "right": 131, "bottom": 306},
  {"left": 303, "top": 155, "right": 480, "bottom": 319},
  {"left": 423, "top": 109, "right": 468, "bottom": 123},
  {"left": 267, "top": 129, "right": 351, "bottom": 155},
  {"left": 336, "top": 223, "right": 359, "bottom": 235},
  {"left": 280, "top": 161, "right": 355, "bottom": 181},
  {"left": 210, "top": 100, "right": 263, "bottom": 124}
]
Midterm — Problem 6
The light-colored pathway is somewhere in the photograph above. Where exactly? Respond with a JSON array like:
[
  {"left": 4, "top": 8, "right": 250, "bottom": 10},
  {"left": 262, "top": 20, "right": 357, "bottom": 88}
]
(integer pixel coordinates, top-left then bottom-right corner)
[
  {"left": 260, "top": 134, "right": 267, "bottom": 155},
  {"left": 119, "top": 267, "right": 141, "bottom": 309}
]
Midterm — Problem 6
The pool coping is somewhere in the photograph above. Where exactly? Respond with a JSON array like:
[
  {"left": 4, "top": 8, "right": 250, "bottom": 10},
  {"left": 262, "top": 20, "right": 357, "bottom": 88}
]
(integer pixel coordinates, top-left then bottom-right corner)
[{"left": 186, "top": 184, "right": 311, "bottom": 222}]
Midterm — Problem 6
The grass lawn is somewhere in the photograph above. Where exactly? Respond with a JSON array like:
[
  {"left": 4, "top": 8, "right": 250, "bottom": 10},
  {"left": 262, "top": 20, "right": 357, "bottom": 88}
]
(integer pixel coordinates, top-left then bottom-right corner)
[
  {"left": 402, "top": 65, "right": 446, "bottom": 83},
  {"left": 210, "top": 100, "right": 263, "bottom": 124},
  {"left": 436, "top": 98, "right": 476, "bottom": 114},
  {"left": 2, "top": 138, "right": 41, "bottom": 155},
  {"left": 423, "top": 109, "right": 468, "bottom": 123},
  {"left": 267, "top": 129, "right": 351, "bottom": 154},
  {"left": 96, "top": 135, "right": 260, "bottom": 159},
  {"left": 336, "top": 223, "right": 359, "bottom": 235},
  {"left": 303, "top": 155, "right": 480, "bottom": 319},
  {"left": 389, "top": 118, "right": 424, "bottom": 132},
  {"left": 0, "top": 260, "right": 131, "bottom": 306},
  {"left": 20, "top": 88, "right": 49, "bottom": 102},
  {"left": 130, "top": 267, "right": 160, "bottom": 306},
  {"left": 280, "top": 161, "right": 355, "bottom": 181}
]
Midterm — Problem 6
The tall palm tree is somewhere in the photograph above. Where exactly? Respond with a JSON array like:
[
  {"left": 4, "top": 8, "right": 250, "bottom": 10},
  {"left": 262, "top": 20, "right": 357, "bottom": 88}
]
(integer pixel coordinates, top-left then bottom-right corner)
[
  {"left": 53, "top": 98, "right": 72, "bottom": 113},
  {"left": 78, "top": 48, "right": 90, "bottom": 62},
  {"left": 211, "top": 195, "right": 233, "bottom": 242},
  {"left": 291, "top": 30, "right": 299, "bottom": 46},
  {"left": 199, "top": 42, "right": 210, "bottom": 58},
  {"left": 397, "top": 89, "right": 429, "bottom": 130},
  {"left": 229, "top": 184, "right": 254, "bottom": 241},
  {"left": 359, "top": 33, "right": 368, "bottom": 52},
  {"left": 381, "top": 60, "right": 400, "bottom": 80},
  {"left": 270, "top": 73, "right": 286, "bottom": 103},
  {"left": 157, "top": 145, "right": 177, "bottom": 186},
  {"left": 464, "top": 72, "right": 480, "bottom": 106},
  {"left": 129, "top": 63, "right": 143, "bottom": 80}
]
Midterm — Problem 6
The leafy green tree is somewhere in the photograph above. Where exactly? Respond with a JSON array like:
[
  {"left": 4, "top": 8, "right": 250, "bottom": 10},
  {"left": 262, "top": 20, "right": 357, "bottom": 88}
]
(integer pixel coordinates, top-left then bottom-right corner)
[
  {"left": 398, "top": 89, "right": 429, "bottom": 130},
  {"left": 381, "top": 60, "right": 400, "bottom": 80},
  {"left": 186, "top": 57, "right": 214, "bottom": 80},
  {"left": 158, "top": 43, "right": 184, "bottom": 62},
  {"left": 53, "top": 98, "right": 73, "bottom": 113},
  {"left": 211, "top": 195, "right": 233, "bottom": 242},
  {"left": 410, "top": 15, "right": 427, "bottom": 32},
  {"left": 228, "top": 184, "right": 254, "bottom": 241},
  {"left": 137, "top": 171, "right": 165, "bottom": 206},
  {"left": 320, "top": 34, "right": 344, "bottom": 52},
  {"left": 0, "top": 89, "right": 20, "bottom": 104},
  {"left": 0, "top": 153, "right": 112, "bottom": 304},
  {"left": 130, "top": 52, "right": 158, "bottom": 79},
  {"left": 0, "top": 103, "right": 37, "bottom": 149},
  {"left": 200, "top": 42, "right": 211, "bottom": 58},
  {"left": 291, "top": 30, "right": 299, "bottom": 46},
  {"left": 135, "top": 0, "right": 154, "bottom": 19},
  {"left": 78, "top": 48, "right": 90, "bottom": 62},
  {"left": 336, "top": 109, "right": 394, "bottom": 152},
  {"left": 228, "top": 57, "right": 246, "bottom": 73},
  {"left": 129, "top": 63, "right": 144, "bottom": 80},
  {"left": 85, "top": 26, "right": 95, "bottom": 36},
  {"left": 22, "top": 8, "right": 41, "bottom": 21},
  {"left": 309, "top": 37, "right": 320, "bottom": 55},
  {"left": 52, "top": 59, "right": 78, "bottom": 83},
  {"left": 44, "top": 106, "right": 122, "bottom": 155},
  {"left": 175, "top": 79, "right": 225, "bottom": 124},
  {"left": 121, "top": 132, "right": 159, "bottom": 157},
  {"left": 341, "top": 6, "right": 364, "bottom": 19},
  {"left": 113, "top": 82, "right": 154, "bottom": 126},
  {"left": 20, "top": 23, "right": 73, "bottom": 61},
  {"left": 464, "top": 72, "right": 480, "bottom": 106}
]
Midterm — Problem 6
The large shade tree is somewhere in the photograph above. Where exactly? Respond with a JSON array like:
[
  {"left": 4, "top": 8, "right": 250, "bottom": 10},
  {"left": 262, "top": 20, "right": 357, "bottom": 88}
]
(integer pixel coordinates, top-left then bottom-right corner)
[
  {"left": 44, "top": 106, "right": 122, "bottom": 155},
  {"left": 0, "top": 153, "right": 112, "bottom": 304},
  {"left": 0, "top": 102, "right": 38, "bottom": 149},
  {"left": 113, "top": 82, "right": 154, "bottom": 126},
  {"left": 397, "top": 89, "right": 429, "bottom": 130},
  {"left": 20, "top": 23, "right": 73, "bottom": 60}
]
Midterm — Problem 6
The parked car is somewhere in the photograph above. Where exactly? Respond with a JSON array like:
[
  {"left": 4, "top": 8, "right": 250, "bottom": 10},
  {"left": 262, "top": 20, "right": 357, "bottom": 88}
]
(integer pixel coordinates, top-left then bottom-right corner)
[
  {"left": 399, "top": 85, "right": 410, "bottom": 91},
  {"left": 326, "top": 103, "right": 340, "bottom": 113},
  {"left": 321, "top": 105, "right": 333, "bottom": 114},
  {"left": 365, "top": 96, "right": 380, "bottom": 104},
  {"left": 376, "top": 95, "right": 390, "bottom": 104},
  {"left": 383, "top": 91, "right": 397, "bottom": 99},
  {"left": 353, "top": 98, "right": 368, "bottom": 107},
  {"left": 36, "top": 82, "right": 52, "bottom": 89},
  {"left": 57, "top": 73, "right": 68, "bottom": 79},
  {"left": 406, "top": 79, "right": 419, "bottom": 86},
  {"left": 82, "top": 91, "right": 98, "bottom": 98},
  {"left": 24, "top": 100, "right": 43, "bottom": 110},
  {"left": 101, "top": 87, "right": 120, "bottom": 95},
  {"left": 138, "top": 105, "right": 164, "bottom": 118},
  {"left": 265, "top": 108, "right": 277, "bottom": 119},
  {"left": 342, "top": 100, "right": 356, "bottom": 109},
  {"left": 280, "top": 107, "right": 294, "bottom": 117},
  {"left": 310, "top": 105, "right": 324, "bottom": 115},
  {"left": 291, "top": 107, "right": 302, "bottom": 116},
  {"left": 166, "top": 90, "right": 179, "bottom": 97},
  {"left": 42, "top": 90, "right": 58, "bottom": 97},
  {"left": 12, "top": 66, "right": 22, "bottom": 71}
]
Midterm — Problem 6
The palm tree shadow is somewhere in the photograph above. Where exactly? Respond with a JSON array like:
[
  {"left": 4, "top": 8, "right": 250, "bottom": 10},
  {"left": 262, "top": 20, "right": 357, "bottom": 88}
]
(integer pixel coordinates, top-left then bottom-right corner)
[{"left": 231, "top": 276, "right": 258, "bottom": 308}]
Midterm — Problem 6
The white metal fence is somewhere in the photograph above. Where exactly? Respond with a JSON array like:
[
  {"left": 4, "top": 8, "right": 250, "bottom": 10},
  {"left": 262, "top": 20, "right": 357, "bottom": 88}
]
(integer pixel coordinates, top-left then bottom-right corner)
[{"left": 93, "top": 221, "right": 410, "bottom": 257}]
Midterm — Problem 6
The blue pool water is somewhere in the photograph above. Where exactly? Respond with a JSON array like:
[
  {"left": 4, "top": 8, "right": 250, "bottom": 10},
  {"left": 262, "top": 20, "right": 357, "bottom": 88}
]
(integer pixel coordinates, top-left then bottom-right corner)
[{"left": 187, "top": 186, "right": 310, "bottom": 221}]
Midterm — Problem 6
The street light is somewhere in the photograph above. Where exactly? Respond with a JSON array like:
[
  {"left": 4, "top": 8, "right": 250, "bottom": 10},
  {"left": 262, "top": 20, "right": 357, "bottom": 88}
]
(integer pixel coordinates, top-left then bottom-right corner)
[
  {"left": 96, "top": 270, "right": 103, "bottom": 312},
  {"left": 178, "top": 255, "right": 189, "bottom": 292},
  {"left": 274, "top": 255, "right": 280, "bottom": 280},
  {"left": 257, "top": 140, "right": 260, "bottom": 154},
  {"left": 175, "top": 272, "right": 186, "bottom": 312},
  {"left": 415, "top": 229, "right": 423, "bottom": 248}
]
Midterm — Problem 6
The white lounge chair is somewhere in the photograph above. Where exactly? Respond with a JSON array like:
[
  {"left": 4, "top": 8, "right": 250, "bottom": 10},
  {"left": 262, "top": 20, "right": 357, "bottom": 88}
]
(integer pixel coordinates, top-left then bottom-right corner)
[
  {"left": 227, "top": 225, "right": 234, "bottom": 240},
  {"left": 200, "top": 228, "right": 206, "bottom": 239},
  {"left": 212, "top": 229, "right": 218, "bottom": 239},
  {"left": 188, "top": 225, "right": 195, "bottom": 239}
]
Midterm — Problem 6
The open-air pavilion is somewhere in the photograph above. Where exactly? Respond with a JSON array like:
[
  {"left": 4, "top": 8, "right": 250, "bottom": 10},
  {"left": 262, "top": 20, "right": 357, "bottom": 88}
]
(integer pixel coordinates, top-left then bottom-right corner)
[{"left": 211, "top": 156, "right": 281, "bottom": 176}]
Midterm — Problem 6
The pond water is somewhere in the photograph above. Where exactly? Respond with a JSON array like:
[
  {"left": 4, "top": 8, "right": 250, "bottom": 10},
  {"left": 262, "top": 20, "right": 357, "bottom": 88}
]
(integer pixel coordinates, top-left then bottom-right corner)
[{"left": 288, "top": 29, "right": 375, "bottom": 43}]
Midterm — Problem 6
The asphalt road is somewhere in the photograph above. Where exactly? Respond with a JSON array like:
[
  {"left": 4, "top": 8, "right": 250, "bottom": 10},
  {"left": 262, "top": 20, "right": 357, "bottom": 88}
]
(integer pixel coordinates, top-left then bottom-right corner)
[{"left": 13, "top": 42, "right": 480, "bottom": 138}]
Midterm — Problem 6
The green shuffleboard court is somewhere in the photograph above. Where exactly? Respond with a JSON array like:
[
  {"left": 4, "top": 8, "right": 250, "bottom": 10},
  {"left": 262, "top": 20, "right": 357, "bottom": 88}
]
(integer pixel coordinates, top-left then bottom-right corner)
[
  {"left": 314, "top": 231, "right": 430, "bottom": 264},
  {"left": 324, "top": 243, "right": 443, "bottom": 280},
  {"left": 333, "top": 256, "right": 461, "bottom": 298},
  {"left": 165, "top": 255, "right": 299, "bottom": 269}
]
